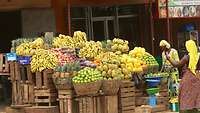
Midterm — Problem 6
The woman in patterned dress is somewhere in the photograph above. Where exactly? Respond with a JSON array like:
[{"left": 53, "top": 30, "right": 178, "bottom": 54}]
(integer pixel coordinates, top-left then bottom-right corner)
[
  {"left": 166, "top": 40, "right": 200, "bottom": 113},
  {"left": 160, "top": 40, "right": 180, "bottom": 97}
]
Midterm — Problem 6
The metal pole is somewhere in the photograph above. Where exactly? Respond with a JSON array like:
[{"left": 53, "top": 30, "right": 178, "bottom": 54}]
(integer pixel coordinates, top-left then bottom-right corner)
[
  {"left": 150, "top": 0, "right": 155, "bottom": 55},
  {"left": 166, "top": 0, "right": 170, "bottom": 42},
  {"left": 67, "top": 0, "right": 71, "bottom": 35}
]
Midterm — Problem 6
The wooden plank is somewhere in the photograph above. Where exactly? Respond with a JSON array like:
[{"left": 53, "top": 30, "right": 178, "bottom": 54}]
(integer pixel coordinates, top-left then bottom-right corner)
[
  {"left": 36, "top": 72, "right": 42, "bottom": 88},
  {"left": 59, "top": 100, "right": 64, "bottom": 113},
  {"left": 23, "top": 84, "right": 29, "bottom": 103},
  {"left": 120, "top": 81, "right": 134, "bottom": 88},
  {"left": 79, "top": 98, "right": 83, "bottom": 113},
  {"left": 35, "top": 92, "right": 57, "bottom": 97},
  {"left": 121, "top": 97, "right": 135, "bottom": 103},
  {"left": 107, "top": 96, "right": 118, "bottom": 113},
  {"left": 121, "top": 101, "right": 135, "bottom": 107},
  {"left": 120, "top": 87, "right": 135, "bottom": 93},
  {"left": 152, "top": 105, "right": 167, "bottom": 113},
  {"left": 121, "top": 106, "right": 135, "bottom": 111},
  {"left": 15, "top": 62, "right": 20, "bottom": 81},
  {"left": 0, "top": 72, "right": 10, "bottom": 75},
  {"left": 35, "top": 98, "right": 57, "bottom": 103},
  {"left": 10, "top": 62, "right": 15, "bottom": 80},
  {"left": 4, "top": 60, "right": 9, "bottom": 73},
  {"left": 122, "top": 110, "right": 135, "bottom": 113},
  {"left": 12, "top": 82, "right": 17, "bottom": 105},
  {"left": 0, "top": 54, "right": 3, "bottom": 72},
  {"left": 43, "top": 71, "right": 48, "bottom": 88},
  {"left": 120, "top": 92, "right": 135, "bottom": 97},
  {"left": 29, "top": 85, "right": 34, "bottom": 104},
  {"left": 26, "top": 65, "right": 33, "bottom": 83}
]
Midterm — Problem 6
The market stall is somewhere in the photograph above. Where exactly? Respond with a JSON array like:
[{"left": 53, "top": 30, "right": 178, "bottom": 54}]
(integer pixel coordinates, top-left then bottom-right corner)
[{"left": 5, "top": 31, "right": 172, "bottom": 113}]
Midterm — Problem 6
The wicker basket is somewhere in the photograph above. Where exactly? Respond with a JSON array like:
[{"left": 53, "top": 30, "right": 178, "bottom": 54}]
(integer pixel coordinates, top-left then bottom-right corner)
[
  {"left": 53, "top": 72, "right": 73, "bottom": 90},
  {"left": 73, "top": 80, "right": 102, "bottom": 96},
  {"left": 102, "top": 80, "right": 121, "bottom": 95}
]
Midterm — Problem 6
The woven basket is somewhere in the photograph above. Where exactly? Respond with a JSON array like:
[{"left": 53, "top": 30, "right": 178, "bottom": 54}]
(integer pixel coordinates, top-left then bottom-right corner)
[
  {"left": 102, "top": 80, "right": 121, "bottom": 95},
  {"left": 53, "top": 72, "right": 73, "bottom": 90},
  {"left": 73, "top": 80, "right": 102, "bottom": 96}
]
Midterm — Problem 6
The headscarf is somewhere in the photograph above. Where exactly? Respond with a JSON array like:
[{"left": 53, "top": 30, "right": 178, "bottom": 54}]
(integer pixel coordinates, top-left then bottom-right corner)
[
  {"left": 159, "top": 40, "right": 171, "bottom": 49},
  {"left": 185, "top": 40, "right": 199, "bottom": 75}
]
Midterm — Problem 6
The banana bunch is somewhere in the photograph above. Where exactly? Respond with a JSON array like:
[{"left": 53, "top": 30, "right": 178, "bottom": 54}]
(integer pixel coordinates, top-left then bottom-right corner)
[
  {"left": 111, "top": 38, "right": 129, "bottom": 53},
  {"left": 73, "top": 31, "right": 87, "bottom": 48},
  {"left": 31, "top": 49, "right": 58, "bottom": 72},
  {"left": 96, "top": 52, "right": 120, "bottom": 64},
  {"left": 79, "top": 41, "right": 102, "bottom": 59},
  {"left": 31, "top": 38, "right": 45, "bottom": 49},
  {"left": 52, "top": 34, "right": 74, "bottom": 49},
  {"left": 16, "top": 42, "right": 33, "bottom": 56},
  {"left": 16, "top": 38, "right": 45, "bottom": 56}
]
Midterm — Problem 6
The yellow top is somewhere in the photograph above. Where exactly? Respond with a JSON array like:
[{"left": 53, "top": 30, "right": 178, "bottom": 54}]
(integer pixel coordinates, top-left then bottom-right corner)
[
  {"left": 185, "top": 40, "right": 199, "bottom": 75},
  {"left": 162, "top": 48, "right": 180, "bottom": 67}
]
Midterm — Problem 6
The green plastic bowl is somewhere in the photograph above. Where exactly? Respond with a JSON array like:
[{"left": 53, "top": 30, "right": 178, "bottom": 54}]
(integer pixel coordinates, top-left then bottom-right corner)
[{"left": 146, "top": 88, "right": 159, "bottom": 95}]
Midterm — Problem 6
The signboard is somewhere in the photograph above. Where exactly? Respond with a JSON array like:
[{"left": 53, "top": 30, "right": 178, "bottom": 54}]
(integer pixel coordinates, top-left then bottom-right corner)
[{"left": 158, "top": 0, "right": 200, "bottom": 18}]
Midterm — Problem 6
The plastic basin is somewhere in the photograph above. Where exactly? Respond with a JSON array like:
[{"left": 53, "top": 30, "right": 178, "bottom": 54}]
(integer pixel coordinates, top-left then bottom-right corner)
[{"left": 146, "top": 88, "right": 159, "bottom": 95}]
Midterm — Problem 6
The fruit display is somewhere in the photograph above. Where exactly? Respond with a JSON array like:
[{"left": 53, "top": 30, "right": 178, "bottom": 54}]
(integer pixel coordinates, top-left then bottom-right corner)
[
  {"left": 96, "top": 52, "right": 128, "bottom": 79},
  {"left": 146, "top": 72, "right": 169, "bottom": 77},
  {"left": 78, "top": 41, "right": 103, "bottom": 59},
  {"left": 72, "top": 67, "right": 103, "bottom": 84},
  {"left": 73, "top": 31, "right": 87, "bottom": 49},
  {"left": 121, "top": 54, "right": 147, "bottom": 74},
  {"left": 30, "top": 49, "right": 58, "bottom": 72},
  {"left": 16, "top": 38, "right": 44, "bottom": 56},
  {"left": 52, "top": 34, "right": 74, "bottom": 49},
  {"left": 55, "top": 61, "right": 81, "bottom": 73},
  {"left": 129, "top": 47, "right": 146, "bottom": 58},
  {"left": 51, "top": 48, "right": 77, "bottom": 66},
  {"left": 141, "top": 52, "right": 159, "bottom": 67},
  {"left": 111, "top": 38, "right": 129, "bottom": 53}
]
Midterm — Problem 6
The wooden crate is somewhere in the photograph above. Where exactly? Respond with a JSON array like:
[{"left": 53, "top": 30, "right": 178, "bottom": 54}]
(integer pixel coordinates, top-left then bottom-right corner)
[
  {"left": 34, "top": 69, "right": 55, "bottom": 89},
  {"left": 10, "top": 62, "right": 34, "bottom": 83},
  {"left": 102, "top": 96, "right": 118, "bottom": 113},
  {"left": 119, "top": 80, "right": 135, "bottom": 113},
  {"left": 0, "top": 53, "right": 9, "bottom": 75},
  {"left": 5, "top": 106, "right": 26, "bottom": 113},
  {"left": 11, "top": 81, "right": 34, "bottom": 106},
  {"left": 76, "top": 96, "right": 103, "bottom": 113},
  {"left": 24, "top": 106, "right": 59, "bottom": 113},
  {"left": 10, "top": 62, "right": 35, "bottom": 106},
  {"left": 34, "top": 89, "right": 57, "bottom": 106},
  {"left": 135, "top": 96, "right": 169, "bottom": 106},
  {"left": 58, "top": 89, "right": 79, "bottom": 113}
]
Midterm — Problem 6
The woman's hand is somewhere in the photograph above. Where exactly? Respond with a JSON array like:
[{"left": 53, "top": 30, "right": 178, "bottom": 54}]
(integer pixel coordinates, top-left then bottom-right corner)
[{"left": 165, "top": 52, "right": 170, "bottom": 60}]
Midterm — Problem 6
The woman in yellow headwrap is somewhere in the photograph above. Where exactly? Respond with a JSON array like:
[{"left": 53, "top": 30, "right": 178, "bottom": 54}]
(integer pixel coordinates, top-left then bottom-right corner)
[
  {"left": 159, "top": 40, "right": 179, "bottom": 97},
  {"left": 166, "top": 40, "right": 200, "bottom": 112}
]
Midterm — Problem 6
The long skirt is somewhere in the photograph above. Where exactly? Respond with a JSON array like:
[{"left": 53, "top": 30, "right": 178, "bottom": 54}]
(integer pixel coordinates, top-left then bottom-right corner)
[{"left": 179, "top": 69, "right": 200, "bottom": 110}]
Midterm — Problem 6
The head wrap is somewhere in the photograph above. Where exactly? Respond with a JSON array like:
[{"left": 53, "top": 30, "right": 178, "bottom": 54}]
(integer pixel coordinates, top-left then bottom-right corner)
[
  {"left": 159, "top": 40, "right": 171, "bottom": 49},
  {"left": 185, "top": 40, "right": 199, "bottom": 75}
]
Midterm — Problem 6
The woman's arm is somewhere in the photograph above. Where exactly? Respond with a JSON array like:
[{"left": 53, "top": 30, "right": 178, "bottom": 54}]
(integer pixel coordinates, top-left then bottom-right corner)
[{"left": 166, "top": 53, "right": 188, "bottom": 68}]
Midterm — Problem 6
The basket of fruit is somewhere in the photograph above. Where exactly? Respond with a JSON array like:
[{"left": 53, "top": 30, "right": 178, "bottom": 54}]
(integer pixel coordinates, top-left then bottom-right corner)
[
  {"left": 102, "top": 79, "right": 121, "bottom": 95},
  {"left": 53, "top": 62, "right": 81, "bottom": 90},
  {"left": 73, "top": 80, "right": 102, "bottom": 96},
  {"left": 53, "top": 72, "right": 73, "bottom": 90},
  {"left": 72, "top": 67, "right": 103, "bottom": 96}
]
